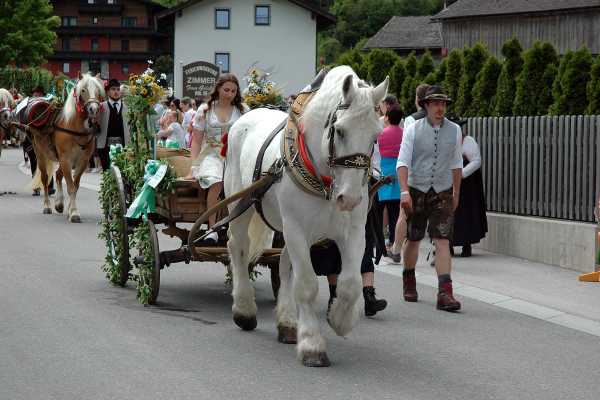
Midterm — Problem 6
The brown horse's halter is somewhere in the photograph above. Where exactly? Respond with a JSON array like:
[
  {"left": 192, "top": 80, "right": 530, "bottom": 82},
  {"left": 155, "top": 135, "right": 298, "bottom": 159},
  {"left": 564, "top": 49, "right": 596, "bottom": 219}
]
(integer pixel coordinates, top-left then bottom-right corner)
[{"left": 53, "top": 90, "right": 103, "bottom": 148}]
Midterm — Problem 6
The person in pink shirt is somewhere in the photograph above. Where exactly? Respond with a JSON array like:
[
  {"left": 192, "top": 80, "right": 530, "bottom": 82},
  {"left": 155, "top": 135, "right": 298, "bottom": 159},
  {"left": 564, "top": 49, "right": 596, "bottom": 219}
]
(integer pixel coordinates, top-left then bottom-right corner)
[{"left": 377, "top": 107, "right": 403, "bottom": 263}]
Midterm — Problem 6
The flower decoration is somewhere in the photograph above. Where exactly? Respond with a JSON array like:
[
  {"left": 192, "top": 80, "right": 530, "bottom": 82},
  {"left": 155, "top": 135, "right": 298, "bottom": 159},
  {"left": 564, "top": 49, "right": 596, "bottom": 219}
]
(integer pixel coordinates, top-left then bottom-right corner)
[{"left": 242, "top": 67, "right": 284, "bottom": 109}]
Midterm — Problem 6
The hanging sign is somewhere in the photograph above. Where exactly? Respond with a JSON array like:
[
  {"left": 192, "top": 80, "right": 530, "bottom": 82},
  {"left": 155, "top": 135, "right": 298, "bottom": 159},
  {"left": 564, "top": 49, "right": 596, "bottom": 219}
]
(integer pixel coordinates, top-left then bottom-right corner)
[{"left": 182, "top": 61, "right": 219, "bottom": 98}]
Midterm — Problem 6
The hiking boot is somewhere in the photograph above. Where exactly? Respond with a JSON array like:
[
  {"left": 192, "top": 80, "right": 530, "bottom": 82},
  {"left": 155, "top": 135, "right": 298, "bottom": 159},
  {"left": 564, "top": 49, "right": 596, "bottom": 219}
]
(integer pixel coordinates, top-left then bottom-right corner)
[
  {"left": 437, "top": 282, "right": 461, "bottom": 312},
  {"left": 363, "top": 286, "right": 387, "bottom": 316},
  {"left": 403, "top": 271, "right": 418, "bottom": 302}
]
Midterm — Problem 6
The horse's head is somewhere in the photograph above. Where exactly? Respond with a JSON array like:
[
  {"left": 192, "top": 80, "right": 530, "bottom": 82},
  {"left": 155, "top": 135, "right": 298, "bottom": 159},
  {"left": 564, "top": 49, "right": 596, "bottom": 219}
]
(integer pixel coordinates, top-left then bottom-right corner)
[
  {"left": 67, "top": 72, "right": 106, "bottom": 127},
  {"left": 321, "top": 71, "right": 389, "bottom": 212},
  {"left": 0, "top": 107, "right": 14, "bottom": 132}
]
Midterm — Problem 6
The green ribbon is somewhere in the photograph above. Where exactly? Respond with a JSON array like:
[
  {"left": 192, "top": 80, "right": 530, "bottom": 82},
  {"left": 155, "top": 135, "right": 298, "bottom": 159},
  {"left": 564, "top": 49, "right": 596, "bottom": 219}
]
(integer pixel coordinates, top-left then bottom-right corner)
[
  {"left": 125, "top": 160, "right": 168, "bottom": 219},
  {"left": 109, "top": 144, "right": 123, "bottom": 164},
  {"left": 158, "top": 139, "right": 181, "bottom": 149}
]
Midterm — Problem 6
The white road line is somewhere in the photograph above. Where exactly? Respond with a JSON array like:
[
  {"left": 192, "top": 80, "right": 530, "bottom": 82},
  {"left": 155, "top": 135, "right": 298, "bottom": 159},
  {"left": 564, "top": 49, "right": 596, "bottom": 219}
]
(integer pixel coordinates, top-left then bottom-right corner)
[{"left": 378, "top": 263, "right": 600, "bottom": 338}]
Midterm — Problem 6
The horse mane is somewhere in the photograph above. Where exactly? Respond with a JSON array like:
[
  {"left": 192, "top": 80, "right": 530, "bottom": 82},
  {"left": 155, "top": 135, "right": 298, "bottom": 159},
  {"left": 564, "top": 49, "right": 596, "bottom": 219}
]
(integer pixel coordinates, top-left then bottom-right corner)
[
  {"left": 61, "top": 73, "right": 106, "bottom": 124},
  {"left": 0, "top": 88, "right": 14, "bottom": 109}
]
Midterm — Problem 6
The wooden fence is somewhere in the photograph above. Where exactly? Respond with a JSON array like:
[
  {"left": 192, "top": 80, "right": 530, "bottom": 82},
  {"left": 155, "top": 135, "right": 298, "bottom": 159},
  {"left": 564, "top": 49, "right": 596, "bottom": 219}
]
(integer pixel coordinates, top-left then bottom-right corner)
[{"left": 468, "top": 116, "right": 600, "bottom": 223}]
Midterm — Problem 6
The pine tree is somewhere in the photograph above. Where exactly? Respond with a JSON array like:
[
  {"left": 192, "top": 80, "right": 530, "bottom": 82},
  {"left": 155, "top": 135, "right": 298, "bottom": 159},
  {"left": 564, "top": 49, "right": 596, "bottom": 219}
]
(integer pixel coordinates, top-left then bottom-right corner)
[
  {"left": 389, "top": 59, "right": 406, "bottom": 98},
  {"left": 400, "top": 52, "right": 418, "bottom": 114},
  {"left": 434, "top": 58, "right": 448, "bottom": 85},
  {"left": 470, "top": 56, "right": 502, "bottom": 116},
  {"left": 513, "top": 41, "right": 559, "bottom": 115},
  {"left": 443, "top": 49, "right": 463, "bottom": 115},
  {"left": 587, "top": 56, "right": 600, "bottom": 114},
  {"left": 416, "top": 51, "right": 435, "bottom": 80},
  {"left": 549, "top": 51, "right": 574, "bottom": 115},
  {"left": 0, "top": 0, "right": 60, "bottom": 67},
  {"left": 366, "top": 49, "right": 399, "bottom": 85},
  {"left": 337, "top": 48, "right": 366, "bottom": 78},
  {"left": 493, "top": 37, "right": 523, "bottom": 116},
  {"left": 456, "top": 43, "right": 489, "bottom": 116},
  {"left": 550, "top": 47, "right": 593, "bottom": 115}
]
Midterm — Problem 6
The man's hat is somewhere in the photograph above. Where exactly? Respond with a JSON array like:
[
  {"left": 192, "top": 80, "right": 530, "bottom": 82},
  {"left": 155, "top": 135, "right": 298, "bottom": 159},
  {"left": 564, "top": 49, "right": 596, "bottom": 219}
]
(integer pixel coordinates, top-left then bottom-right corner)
[
  {"left": 106, "top": 79, "right": 120, "bottom": 90},
  {"left": 423, "top": 85, "right": 452, "bottom": 103}
]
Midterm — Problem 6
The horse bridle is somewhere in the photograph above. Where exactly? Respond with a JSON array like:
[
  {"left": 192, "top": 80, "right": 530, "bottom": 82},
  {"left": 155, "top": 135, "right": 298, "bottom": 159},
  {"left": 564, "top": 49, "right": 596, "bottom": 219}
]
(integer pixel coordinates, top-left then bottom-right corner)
[{"left": 325, "top": 102, "right": 374, "bottom": 187}]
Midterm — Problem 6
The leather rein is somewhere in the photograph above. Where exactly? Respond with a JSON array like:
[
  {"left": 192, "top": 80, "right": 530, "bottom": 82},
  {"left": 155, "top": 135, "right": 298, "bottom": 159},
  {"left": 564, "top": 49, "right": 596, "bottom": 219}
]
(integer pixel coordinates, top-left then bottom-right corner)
[{"left": 53, "top": 97, "right": 102, "bottom": 148}]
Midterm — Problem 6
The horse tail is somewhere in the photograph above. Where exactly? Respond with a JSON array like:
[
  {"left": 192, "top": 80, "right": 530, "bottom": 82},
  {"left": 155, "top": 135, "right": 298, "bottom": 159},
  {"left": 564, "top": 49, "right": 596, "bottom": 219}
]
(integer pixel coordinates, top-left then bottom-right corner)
[
  {"left": 27, "top": 159, "right": 55, "bottom": 191},
  {"left": 247, "top": 212, "right": 274, "bottom": 265}
]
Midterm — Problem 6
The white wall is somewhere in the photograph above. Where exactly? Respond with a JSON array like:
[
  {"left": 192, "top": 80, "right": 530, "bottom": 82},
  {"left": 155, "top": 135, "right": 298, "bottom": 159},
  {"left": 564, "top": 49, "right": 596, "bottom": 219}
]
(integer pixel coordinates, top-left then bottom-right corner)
[{"left": 172, "top": 0, "right": 317, "bottom": 97}]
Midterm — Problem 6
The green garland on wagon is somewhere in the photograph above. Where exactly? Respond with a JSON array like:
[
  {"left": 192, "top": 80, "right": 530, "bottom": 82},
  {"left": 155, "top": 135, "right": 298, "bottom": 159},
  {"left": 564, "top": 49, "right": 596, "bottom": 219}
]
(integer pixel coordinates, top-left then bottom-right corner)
[{"left": 98, "top": 66, "right": 176, "bottom": 304}]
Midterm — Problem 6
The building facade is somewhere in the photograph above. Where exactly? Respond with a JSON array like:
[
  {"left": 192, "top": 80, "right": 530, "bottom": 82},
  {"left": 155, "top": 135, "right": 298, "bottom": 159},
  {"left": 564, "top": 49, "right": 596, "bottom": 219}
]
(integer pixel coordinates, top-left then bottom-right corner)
[
  {"left": 46, "top": 0, "right": 170, "bottom": 81},
  {"left": 159, "top": 0, "right": 334, "bottom": 97},
  {"left": 433, "top": 0, "right": 600, "bottom": 57}
]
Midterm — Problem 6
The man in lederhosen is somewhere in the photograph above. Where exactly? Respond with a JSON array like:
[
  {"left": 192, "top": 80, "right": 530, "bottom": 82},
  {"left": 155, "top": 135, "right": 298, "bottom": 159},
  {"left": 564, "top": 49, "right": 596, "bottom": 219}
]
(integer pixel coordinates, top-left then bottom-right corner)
[
  {"left": 397, "top": 85, "right": 463, "bottom": 312},
  {"left": 98, "top": 79, "right": 130, "bottom": 170}
]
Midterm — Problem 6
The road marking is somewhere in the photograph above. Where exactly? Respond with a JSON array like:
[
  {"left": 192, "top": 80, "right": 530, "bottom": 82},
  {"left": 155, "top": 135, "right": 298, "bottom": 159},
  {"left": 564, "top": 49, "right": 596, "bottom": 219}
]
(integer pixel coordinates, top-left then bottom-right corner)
[{"left": 378, "top": 263, "right": 600, "bottom": 338}]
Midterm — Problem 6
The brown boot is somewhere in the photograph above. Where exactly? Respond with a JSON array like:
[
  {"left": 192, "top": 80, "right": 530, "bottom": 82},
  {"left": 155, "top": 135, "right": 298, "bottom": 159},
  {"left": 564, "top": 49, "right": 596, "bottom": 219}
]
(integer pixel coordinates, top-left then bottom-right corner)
[
  {"left": 437, "top": 282, "right": 461, "bottom": 312},
  {"left": 403, "top": 270, "right": 418, "bottom": 302}
]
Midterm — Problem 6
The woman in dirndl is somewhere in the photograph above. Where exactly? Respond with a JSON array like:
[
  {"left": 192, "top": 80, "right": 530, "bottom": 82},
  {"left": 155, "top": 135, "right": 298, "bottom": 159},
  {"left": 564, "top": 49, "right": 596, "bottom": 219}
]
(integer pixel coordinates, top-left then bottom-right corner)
[
  {"left": 186, "top": 73, "right": 249, "bottom": 243},
  {"left": 453, "top": 122, "right": 488, "bottom": 257}
]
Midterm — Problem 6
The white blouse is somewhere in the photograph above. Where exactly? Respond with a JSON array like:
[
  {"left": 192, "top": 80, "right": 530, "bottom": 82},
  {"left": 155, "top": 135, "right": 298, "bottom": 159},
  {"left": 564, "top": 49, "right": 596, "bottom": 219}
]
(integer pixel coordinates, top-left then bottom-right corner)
[{"left": 462, "top": 135, "right": 482, "bottom": 178}]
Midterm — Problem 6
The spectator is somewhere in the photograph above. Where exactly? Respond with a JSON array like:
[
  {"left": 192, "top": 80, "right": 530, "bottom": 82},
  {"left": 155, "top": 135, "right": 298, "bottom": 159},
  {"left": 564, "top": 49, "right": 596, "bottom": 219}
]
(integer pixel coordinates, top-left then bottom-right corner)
[
  {"left": 157, "top": 110, "right": 187, "bottom": 149},
  {"left": 452, "top": 122, "right": 488, "bottom": 257},
  {"left": 378, "top": 107, "right": 403, "bottom": 263}
]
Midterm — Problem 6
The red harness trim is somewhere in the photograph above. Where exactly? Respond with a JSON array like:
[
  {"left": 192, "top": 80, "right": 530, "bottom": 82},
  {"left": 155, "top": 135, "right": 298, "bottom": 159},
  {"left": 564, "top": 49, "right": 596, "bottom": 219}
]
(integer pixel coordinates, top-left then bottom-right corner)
[
  {"left": 297, "top": 124, "right": 332, "bottom": 187},
  {"left": 73, "top": 88, "right": 84, "bottom": 114}
]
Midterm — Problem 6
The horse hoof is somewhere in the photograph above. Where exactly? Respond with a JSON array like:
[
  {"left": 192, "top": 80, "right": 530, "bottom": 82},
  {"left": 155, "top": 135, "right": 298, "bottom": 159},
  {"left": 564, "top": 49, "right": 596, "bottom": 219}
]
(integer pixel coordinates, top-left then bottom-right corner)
[
  {"left": 233, "top": 314, "right": 257, "bottom": 331},
  {"left": 69, "top": 215, "right": 81, "bottom": 223},
  {"left": 301, "top": 352, "right": 331, "bottom": 367},
  {"left": 277, "top": 326, "right": 297, "bottom": 344},
  {"left": 55, "top": 204, "right": 64, "bottom": 214},
  {"left": 43, "top": 208, "right": 52, "bottom": 215}
]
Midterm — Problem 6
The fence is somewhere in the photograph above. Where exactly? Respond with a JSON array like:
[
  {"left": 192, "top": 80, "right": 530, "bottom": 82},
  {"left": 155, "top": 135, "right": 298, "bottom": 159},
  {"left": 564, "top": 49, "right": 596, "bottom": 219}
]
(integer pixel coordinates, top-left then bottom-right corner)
[{"left": 468, "top": 115, "right": 600, "bottom": 223}]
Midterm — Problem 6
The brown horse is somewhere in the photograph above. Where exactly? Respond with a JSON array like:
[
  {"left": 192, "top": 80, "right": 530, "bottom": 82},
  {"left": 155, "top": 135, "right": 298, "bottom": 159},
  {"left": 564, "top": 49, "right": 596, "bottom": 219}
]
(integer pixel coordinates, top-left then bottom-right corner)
[{"left": 30, "top": 73, "right": 105, "bottom": 222}]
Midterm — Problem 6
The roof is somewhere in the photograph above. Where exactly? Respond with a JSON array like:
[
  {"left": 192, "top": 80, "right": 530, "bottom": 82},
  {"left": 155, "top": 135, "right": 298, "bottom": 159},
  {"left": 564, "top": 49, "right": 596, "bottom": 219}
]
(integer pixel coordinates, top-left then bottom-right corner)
[
  {"left": 433, "top": 0, "right": 600, "bottom": 20},
  {"left": 363, "top": 16, "right": 442, "bottom": 50},
  {"left": 157, "top": 0, "right": 335, "bottom": 28}
]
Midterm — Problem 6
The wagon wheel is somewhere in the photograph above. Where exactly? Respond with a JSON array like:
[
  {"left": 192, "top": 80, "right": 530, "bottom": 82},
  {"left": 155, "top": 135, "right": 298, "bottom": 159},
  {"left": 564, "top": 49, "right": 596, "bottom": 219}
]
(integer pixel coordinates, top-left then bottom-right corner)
[
  {"left": 101, "top": 165, "right": 131, "bottom": 286},
  {"left": 134, "top": 219, "right": 161, "bottom": 305}
]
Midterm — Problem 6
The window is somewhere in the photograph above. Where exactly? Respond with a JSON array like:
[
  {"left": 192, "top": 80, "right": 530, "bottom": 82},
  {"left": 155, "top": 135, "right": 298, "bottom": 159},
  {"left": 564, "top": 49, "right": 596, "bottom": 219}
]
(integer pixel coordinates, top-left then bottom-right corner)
[
  {"left": 92, "top": 16, "right": 99, "bottom": 24},
  {"left": 91, "top": 38, "right": 99, "bottom": 51},
  {"left": 61, "top": 16, "right": 77, "bottom": 27},
  {"left": 122, "top": 63, "right": 129, "bottom": 76},
  {"left": 63, "top": 63, "right": 70, "bottom": 74},
  {"left": 108, "top": 0, "right": 115, "bottom": 4},
  {"left": 89, "top": 61, "right": 101, "bottom": 75},
  {"left": 215, "top": 8, "right": 230, "bottom": 29},
  {"left": 121, "top": 17, "right": 137, "bottom": 27},
  {"left": 121, "top": 39, "right": 129, "bottom": 52},
  {"left": 215, "top": 52, "right": 230, "bottom": 73},
  {"left": 88, "top": 0, "right": 95, "bottom": 4},
  {"left": 255, "top": 5, "right": 270, "bottom": 26},
  {"left": 62, "top": 38, "right": 71, "bottom": 51}
]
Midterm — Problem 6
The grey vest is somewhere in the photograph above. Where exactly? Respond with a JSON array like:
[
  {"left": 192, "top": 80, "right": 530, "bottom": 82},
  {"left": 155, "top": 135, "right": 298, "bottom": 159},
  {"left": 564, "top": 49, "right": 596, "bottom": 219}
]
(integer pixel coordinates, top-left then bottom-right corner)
[{"left": 409, "top": 117, "right": 460, "bottom": 193}]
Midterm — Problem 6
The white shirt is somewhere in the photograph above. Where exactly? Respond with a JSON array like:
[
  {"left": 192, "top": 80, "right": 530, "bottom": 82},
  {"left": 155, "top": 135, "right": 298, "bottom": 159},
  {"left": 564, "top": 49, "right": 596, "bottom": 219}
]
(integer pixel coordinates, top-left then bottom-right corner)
[
  {"left": 462, "top": 135, "right": 482, "bottom": 178},
  {"left": 182, "top": 109, "right": 195, "bottom": 131},
  {"left": 109, "top": 99, "right": 122, "bottom": 113},
  {"left": 403, "top": 115, "right": 416, "bottom": 129},
  {"left": 159, "top": 122, "right": 186, "bottom": 148}
]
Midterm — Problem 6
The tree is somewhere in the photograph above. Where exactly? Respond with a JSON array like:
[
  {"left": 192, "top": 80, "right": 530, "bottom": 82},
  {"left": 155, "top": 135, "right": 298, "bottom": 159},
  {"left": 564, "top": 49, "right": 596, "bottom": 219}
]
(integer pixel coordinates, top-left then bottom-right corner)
[
  {"left": 366, "top": 49, "right": 399, "bottom": 84},
  {"left": 0, "top": 0, "right": 60, "bottom": 67},
  {"left": 336, "top": 48, "right": 367, "bottom": 78},
  {"left": 443, "top": 49, "right": 463, "bottom": 115},
  {"left": 493, "top": 37, "right": 523, "bottom": 116},
  {"left": 513, "top": 41, "right": 559, "bottom": 115},
  {"left": 587, "top": 56, "right": 600, "bottom": 114},
  {"left": 400, "top": 52, "right": 418, "bottom": 114},
  {"left": 389, "top": 59, "right": 406, "bottom": 98},
  {"left": 548, "top": 50, "right": 574, "bottom": 114},
  {"left": 433, "top": 58, "right": 448, "bottom": 85},
  {"left": 319, "top": 36, "right": 344, "bottom": 65},
  {"left": 455, "top": 43, "right": 488, "bottom": 116},
  {"left": 550, "top": 47, "right": 593, "bottom": 115},
  {"left": 416, "top": 50, "right": 435, "bottom": 80},
  {"left": 470, "top": 56, "right": 502, "bottom": 116}
]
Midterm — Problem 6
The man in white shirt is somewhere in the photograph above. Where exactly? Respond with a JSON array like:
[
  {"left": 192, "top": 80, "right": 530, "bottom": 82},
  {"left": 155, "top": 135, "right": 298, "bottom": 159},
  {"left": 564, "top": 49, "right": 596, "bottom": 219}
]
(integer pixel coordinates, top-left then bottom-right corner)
[
  {"left": 98, "top": 79, "right": 130, "bottom": 170},
  {"left": 396, "top": 85, "right": 463, "bottom": 312}
]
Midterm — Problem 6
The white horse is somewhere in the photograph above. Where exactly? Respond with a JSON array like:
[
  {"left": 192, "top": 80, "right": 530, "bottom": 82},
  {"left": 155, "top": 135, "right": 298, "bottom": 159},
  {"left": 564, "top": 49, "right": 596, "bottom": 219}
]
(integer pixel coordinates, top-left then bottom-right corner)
[
  {"left": 224, "top": 66, "right": 388, "bottom": 366},
  {"left": 0, "top": 88, "right": 16, "bottom": 156}
]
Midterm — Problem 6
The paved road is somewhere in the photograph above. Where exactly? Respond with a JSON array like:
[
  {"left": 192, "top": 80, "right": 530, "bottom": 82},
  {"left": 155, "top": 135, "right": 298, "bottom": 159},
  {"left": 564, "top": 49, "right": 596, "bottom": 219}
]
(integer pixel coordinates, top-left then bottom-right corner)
[{"left": 1, "top": 148, "right": 599, "bottom": 400}]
